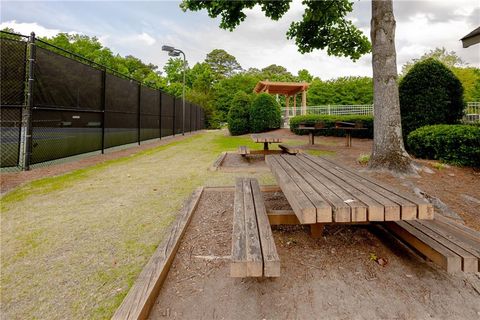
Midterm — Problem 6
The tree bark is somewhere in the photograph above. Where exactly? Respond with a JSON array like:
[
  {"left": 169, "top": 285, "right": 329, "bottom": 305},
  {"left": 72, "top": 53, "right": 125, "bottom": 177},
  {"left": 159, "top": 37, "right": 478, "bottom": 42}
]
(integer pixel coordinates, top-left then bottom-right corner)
[{"left": 369, "top": 0, "right": 415, "bottom": 174}]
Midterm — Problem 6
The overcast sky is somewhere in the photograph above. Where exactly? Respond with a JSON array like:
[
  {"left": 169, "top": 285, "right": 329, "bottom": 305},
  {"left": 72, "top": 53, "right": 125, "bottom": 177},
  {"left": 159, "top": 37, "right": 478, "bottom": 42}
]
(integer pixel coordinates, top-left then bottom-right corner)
[{"left": 2, "top": 0, "right": 479, "bottom": 80}]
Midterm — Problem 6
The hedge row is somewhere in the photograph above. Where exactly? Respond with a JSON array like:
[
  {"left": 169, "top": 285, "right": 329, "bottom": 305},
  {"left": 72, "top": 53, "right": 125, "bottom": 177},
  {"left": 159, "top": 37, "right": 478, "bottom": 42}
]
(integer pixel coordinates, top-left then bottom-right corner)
[
  {"left": 407, "top": 124, "right": 480, "bottom": 167},
  {"left": 289, "top": 115, "right": 374, "bottom": 138}
]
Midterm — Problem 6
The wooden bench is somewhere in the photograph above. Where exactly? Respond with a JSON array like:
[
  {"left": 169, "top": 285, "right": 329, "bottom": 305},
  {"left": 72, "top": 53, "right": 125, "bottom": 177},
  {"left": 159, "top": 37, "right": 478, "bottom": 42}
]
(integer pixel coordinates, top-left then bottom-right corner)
[
  {"left": 238, "top": 146, "right": 250, "bottom": 156},
  {"left": 231, "top": 178, "right": 280, "bottom": 277},
  {"left": 383, "top": 217, "right": 480, "bottom": 273},
  {"left": 279, "top": 144, "right": 302, "bottom": 155}
]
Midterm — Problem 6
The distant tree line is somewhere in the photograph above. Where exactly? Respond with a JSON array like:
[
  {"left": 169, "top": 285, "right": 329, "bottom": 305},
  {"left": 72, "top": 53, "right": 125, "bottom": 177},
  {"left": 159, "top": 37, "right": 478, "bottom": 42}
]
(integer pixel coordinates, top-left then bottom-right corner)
[{"left": 2, "top": 27, "right": 479, "bottom": 129}]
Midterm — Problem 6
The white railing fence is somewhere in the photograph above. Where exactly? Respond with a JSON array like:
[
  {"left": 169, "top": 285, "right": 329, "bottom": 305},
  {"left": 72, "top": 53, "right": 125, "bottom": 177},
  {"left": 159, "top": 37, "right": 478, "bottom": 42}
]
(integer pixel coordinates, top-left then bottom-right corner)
[
  {"left": 281, "top": 102, "right": 480, "bottom": 123},
  {"left": 464, "top": 101, "right": 480, "bottom": 123}
]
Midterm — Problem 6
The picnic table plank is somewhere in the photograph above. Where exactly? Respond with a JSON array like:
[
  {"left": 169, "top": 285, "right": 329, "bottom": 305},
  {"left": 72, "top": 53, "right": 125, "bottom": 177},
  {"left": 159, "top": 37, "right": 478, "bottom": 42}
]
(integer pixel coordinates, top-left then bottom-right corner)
[
  {"left": 243, "top": 179, "right": 263, "bottom": 276},
  {"left": 265, "top": 156, "right": 317, "bottom": 224},
  {"left": 297, "top": 155, "right": 383, "bottom": 221},
  {"left": 275, "top": 155, "right": 333, "bottom": 222},
  {"left": 311, "top": 155, "right": 433, "bottom": 219},
  {"left": 282, "top": 155, "right": 350, "bottom": 222},
  {"left": 304, "top": 155, "right": 419, "bottom": 220},
  {"left": 299, "top": 154, "right": 402, "bottom": 221},
  {"left": 251, "top": 179, "right": 281, "bottom": 276},
  {"left": 288, "top": 155, "right": 367, "bottom": 222},
  {"left": 231, "top": 178, "right": 247, "bottom": 277}
]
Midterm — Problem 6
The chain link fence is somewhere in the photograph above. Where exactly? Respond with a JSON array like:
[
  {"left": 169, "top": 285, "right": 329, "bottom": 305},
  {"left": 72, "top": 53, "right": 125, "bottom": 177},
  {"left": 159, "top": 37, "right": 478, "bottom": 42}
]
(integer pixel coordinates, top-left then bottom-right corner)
[{"left": 0, "top": 31, "right": 205, "bottom": 170}]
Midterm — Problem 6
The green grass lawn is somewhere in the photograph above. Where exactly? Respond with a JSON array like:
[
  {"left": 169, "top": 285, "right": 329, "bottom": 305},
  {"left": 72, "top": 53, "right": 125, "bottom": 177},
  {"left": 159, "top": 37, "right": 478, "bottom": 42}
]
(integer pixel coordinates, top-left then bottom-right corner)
[{"left": 0, "top": 130, "right": 280, "bottom": 319}]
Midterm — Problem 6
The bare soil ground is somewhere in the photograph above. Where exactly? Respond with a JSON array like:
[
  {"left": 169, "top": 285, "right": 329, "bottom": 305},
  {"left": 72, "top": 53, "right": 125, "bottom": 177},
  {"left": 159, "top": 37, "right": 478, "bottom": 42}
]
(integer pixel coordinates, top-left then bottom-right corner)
[{"left": 150, "top": 190, "right": 480, "bottom": 319}]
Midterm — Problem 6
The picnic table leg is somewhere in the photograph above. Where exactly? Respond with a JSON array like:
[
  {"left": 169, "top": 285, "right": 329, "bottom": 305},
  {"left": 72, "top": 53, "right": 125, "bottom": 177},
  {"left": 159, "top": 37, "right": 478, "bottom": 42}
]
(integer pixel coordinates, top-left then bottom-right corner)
[
  {"left": 263, "top": 142, "right": 269, "bottom": 150},
  {"left": 309, "top": 132, "right": 314, "bottom": 145},
  {"left": 310, "top": 223, "right": 324, "bottom": 238},
  {"left": 346, "top": 133, "right": 352, "bottom": 147}
]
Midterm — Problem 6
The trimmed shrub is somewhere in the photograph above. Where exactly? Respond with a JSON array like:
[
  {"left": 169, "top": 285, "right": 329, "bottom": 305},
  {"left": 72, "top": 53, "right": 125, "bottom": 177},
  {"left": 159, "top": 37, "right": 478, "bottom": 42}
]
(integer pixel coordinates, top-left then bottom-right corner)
[
  {"left": 399, "top": 58, "right": 464, "bottom": 138},
  {"left": 289, "top": 114, "right": 374, "bottom": 138},
  {"left": 407, "top": 124, "right": 480, "bottom": 167},
  {"left": 250, "top": 93, "right": 282, "bottom": 133},
  {"left": 227, "top": 91, "right": 252, "bottom": 135}
]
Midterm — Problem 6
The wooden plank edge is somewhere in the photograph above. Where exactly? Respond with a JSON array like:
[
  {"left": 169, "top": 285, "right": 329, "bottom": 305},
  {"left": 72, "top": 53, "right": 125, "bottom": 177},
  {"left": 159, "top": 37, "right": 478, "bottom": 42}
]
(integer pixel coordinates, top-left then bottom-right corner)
[
  {"left": 204, "top": 185, "right": 281, "bottom": 192},
  {"left": 209, "top": 152, "right": 227, "bottom": 171},
  {"left": 112, "top": 187, "right": 204, "bottom": 320}
]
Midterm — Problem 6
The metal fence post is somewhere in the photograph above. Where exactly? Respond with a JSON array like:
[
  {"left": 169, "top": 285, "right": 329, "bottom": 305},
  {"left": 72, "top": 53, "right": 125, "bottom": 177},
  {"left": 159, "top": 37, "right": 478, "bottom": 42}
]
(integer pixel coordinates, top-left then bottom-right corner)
[
  {"left": 159, "top": 91, "right": 162, "bottom": 140},
  {"left": 172, "top": 97, "right": 176, "bottom": 136},
  {"left": 101, "top": 68, "right": 106, "bottom": 154},
  {"left": 137, "top": 83, "right": 141, "bottom": 145},
  {"left": 21, "top": 32, "right": 36, "bottom": 170}
]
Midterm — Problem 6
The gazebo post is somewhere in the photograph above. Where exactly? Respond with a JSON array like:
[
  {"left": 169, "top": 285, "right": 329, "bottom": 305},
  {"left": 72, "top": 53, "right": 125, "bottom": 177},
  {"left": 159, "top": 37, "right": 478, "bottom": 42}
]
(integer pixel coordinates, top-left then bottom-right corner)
[
  {"left": 293, "top": 94, "right": 297, "bottom": 116},
  {"left": 301, "top": 89, "right": 307, "bottom": 115},
  {"left": 285, "top": 95, "right": 290, "bottom": 117}
]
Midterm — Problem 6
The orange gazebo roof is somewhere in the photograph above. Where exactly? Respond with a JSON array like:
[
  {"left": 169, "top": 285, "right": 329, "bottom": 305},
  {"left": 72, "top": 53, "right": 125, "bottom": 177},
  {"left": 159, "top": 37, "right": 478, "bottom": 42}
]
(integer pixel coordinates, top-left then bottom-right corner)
[{"left": 253, "top": 81, "right": 309, "bottom": 96}]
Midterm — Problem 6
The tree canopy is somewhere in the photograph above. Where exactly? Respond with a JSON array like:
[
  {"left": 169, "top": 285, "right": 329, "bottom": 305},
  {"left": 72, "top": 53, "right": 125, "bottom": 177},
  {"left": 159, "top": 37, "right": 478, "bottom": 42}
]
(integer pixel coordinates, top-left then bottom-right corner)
[{"left": 205, "top": 49, "right": 242, "bottom": 80}]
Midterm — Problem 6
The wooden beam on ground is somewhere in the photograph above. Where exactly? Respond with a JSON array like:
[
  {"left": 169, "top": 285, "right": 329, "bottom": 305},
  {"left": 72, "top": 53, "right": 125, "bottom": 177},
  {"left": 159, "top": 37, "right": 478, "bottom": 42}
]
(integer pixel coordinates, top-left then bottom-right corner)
[
  {"left": 251, "top": 179, "right": 280, "bottom": 277},
  {"left": 112, "top": 187, "right": 204, "bottom": 320},
  {"left": 209, "top": 152, "right": 227, "bottom": 171}
]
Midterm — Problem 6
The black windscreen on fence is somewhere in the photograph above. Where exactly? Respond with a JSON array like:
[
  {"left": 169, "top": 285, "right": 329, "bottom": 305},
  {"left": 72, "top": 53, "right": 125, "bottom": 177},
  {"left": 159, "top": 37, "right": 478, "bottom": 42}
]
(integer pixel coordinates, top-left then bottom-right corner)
[
  {"left": 1, "top": 38, "right": 27, "bottom": 106},
  {"left": 174, "top": 97, "right": 183, "bottom": 135},
  {"left": 140, "top": 86, "right": 160, "bottom": 141},
  {"left": 104, "top": 73, "right": 139, "bottom": 148},
  {"left": 0, "top": 31, "right": 205, "bottom": 168},
  {"left": 34, "top": 47, "right": 103, "bottom": 111},
  {"left": 31, "top": 109, "right": 102, "bottom": 164},
  {"left": 0, "top": 38, "right": 26, "bottom": 168},
  {"left": 161, "top": 92, "right": 174, "bottom": 137}
]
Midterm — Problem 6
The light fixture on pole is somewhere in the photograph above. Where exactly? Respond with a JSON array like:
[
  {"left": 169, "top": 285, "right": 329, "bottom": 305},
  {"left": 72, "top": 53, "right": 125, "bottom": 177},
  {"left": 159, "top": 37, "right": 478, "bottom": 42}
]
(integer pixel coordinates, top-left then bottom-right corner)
[{"left": 162, "top": 45, "right": 186, "bottom": 136}]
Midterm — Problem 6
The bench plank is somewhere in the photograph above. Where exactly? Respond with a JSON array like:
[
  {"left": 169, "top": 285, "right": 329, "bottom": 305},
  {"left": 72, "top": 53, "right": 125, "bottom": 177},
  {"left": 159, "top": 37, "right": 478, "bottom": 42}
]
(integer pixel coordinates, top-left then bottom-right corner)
[
  {"left": 406, "top": 221, "right": 478, "bottom": 272},
  {"left": 231, "top": 178, "right": 247, "bottom": 277},
  {"left": 279, "top": 144, "right": 301, "bottom": 155},
  {"left": 265, "top": 156, "right": 317, "bottom": 224},
  {"left": 385, "top": 221, "right": 462, "bottom": 273},
  {"left": 251, "top": 179, "right": 280, "bottom": 277},
  {"left": 238, "top": 146, "right": 250, "bottom": 156},
  {"left": 243, "top": 179, "right": 263, "bottom": 277}
]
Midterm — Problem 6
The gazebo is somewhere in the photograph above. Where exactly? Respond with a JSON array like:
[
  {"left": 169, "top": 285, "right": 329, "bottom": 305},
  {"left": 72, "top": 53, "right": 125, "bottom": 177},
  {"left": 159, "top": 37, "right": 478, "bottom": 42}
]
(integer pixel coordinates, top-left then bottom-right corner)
[{"left": 253, "top": 81, "right": 310, "bottom": 118}]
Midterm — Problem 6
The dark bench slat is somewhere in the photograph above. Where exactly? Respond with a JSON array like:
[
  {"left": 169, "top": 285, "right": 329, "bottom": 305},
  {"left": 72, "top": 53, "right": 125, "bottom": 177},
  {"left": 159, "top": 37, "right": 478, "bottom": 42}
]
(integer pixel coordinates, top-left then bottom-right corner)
[
  {"left": 242, "top": 178, "right": 263, "bottom": 276},
  {"left": 231, "top": 178, "right": 247, "bottom": 277}
]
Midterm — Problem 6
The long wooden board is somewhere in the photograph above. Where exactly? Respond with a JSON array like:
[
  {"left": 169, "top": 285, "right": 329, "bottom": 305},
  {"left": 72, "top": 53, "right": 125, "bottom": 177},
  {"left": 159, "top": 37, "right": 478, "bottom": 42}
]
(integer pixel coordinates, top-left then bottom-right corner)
[
  {"left": 251, "top": 179, "right": 281, "bottom": 277},
  {"left": 265, "top": 156, "right": 317, "bottom": 224},
  {"left": 231, "top": 179, "right": 248, "bottom": 277},
  {"left": 112, "top": 187, "right": 204, "bottom": 320},
  {"left": 243, "top": 179, "right": 263, "bottom": 276}
]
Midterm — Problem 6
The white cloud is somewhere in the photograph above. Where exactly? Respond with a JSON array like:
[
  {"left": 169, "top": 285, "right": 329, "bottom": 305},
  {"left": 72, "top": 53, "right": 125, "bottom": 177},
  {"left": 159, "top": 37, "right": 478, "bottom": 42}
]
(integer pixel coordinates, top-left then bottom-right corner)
[
  {"left": 137, "top": 32, "right": 156, "bottom": 46},
  {"left": 0, "top": 20, "right": 63, "bottom": 37}
]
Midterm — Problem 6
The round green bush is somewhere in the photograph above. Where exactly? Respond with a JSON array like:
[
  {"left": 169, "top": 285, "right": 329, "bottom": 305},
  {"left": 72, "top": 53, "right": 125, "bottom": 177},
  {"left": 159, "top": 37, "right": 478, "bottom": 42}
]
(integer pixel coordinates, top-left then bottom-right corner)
[
  {"left": 407, "top": 124, "right": 480, "bottom": 167},
  {"left": 250, "top": 93, "right": 282, "bottom": 133},
  {"left": 399, "top": 58, "right": 464, "bottom": 138},
  {"left": 227, "top": 91, "right": 252, "bottom": 135}
]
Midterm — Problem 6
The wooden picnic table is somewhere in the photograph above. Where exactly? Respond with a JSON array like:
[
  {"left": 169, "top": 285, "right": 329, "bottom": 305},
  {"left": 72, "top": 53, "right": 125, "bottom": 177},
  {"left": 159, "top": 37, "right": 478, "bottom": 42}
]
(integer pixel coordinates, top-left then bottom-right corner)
[
  {"left": 298, "top": 122, "right": 367, "bottom": 147},
  {"left": 265, "top": 154, "right": 434, "bottom": 224},
  {"left": 251, "top": 134, "right": 282, "bottom": 150}
]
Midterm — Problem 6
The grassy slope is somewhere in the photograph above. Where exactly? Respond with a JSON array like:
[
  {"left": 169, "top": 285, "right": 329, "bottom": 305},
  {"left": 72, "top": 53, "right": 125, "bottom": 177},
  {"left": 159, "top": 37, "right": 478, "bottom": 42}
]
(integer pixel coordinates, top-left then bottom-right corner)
[{"left": 0, "top": 131, "right": 312, "bottom": 319}]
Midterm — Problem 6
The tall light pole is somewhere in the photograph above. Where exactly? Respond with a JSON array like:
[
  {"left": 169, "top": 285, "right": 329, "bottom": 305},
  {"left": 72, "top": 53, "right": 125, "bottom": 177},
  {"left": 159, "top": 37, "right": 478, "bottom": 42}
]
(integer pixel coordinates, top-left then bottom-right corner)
[{"left": 162, "top": 45, "right": 186, "bottom": 135}]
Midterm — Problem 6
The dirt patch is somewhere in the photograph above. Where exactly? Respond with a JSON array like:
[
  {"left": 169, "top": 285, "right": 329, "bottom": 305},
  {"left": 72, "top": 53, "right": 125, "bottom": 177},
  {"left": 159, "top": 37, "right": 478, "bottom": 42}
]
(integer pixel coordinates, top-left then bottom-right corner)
[
  {"left": 149, "top": 190, "right": 480, "bottom": 319},
  {"left": 221, "top": 153, "right": 267, "bottom": 168}
]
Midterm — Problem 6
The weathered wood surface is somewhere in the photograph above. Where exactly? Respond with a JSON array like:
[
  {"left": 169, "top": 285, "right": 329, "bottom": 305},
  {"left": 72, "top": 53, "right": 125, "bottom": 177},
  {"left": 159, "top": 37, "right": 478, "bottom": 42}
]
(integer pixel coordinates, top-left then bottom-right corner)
[
  {"left": 251, "top": 134, "right": 282, "bottom": 143},
  {"left": 384, "top": 218, "right": 480, "bottom": 273},
  {"left": 210, "top": 152, "right": 227, "bottom": 171},
  {"left": 238, "top": 146, "right": 250, "bottom": 156},
  {"left": 112, "top": 187, "right": 204, "bottom": 320},
  {"left": 231, "top": 178, "right": 281, "bottom": 277},
  {"left": 278, "top": 144, "right": 302, "bottom": 155},
  {"left": 265, "top": 154, "right": 433, "bottom": 224},
  {"left": 251, "top": 179, "right": 281, "bottom": 277}
]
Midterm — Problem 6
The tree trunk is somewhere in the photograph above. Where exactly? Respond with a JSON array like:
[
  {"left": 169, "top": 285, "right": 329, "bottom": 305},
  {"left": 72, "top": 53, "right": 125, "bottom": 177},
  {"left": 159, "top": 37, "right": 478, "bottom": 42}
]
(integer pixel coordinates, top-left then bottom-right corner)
[{"left": 369, "top": 0, "right": 415, "bottom": 174}]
